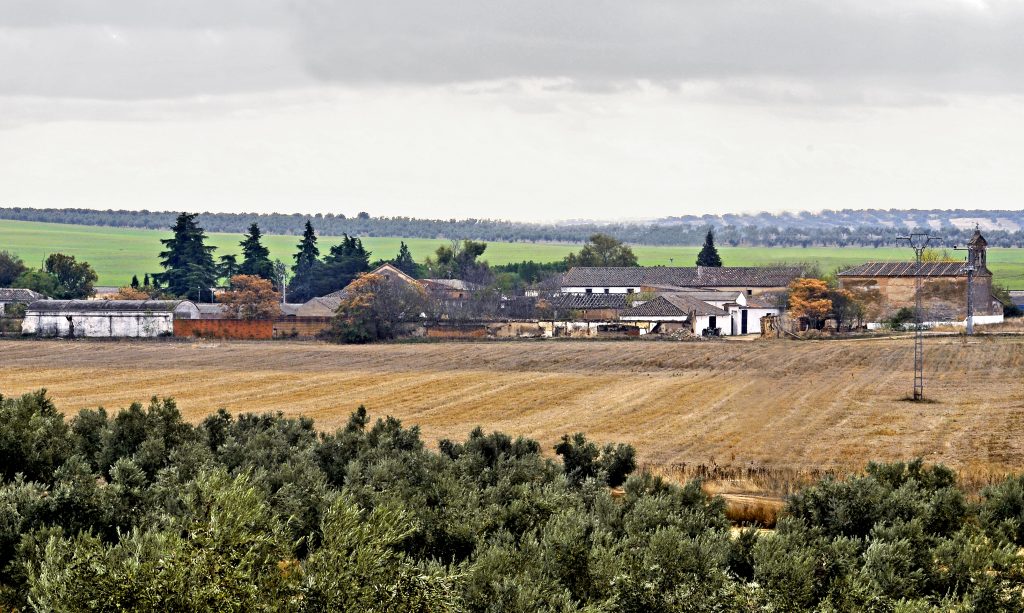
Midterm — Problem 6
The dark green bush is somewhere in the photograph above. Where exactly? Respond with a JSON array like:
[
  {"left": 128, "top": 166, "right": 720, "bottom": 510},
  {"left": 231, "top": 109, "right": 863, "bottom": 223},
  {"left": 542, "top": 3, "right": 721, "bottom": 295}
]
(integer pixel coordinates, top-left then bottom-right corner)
[{"left": 2, "top": 390, "right": 1023, "bottom": 612}]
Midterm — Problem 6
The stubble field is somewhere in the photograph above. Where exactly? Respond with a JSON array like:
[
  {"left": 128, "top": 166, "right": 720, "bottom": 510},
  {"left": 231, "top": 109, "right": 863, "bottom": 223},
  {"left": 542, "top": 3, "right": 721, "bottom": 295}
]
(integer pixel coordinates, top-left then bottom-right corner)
[{"left": 2, "top": 336, "right": 1023, "bottom": 478}]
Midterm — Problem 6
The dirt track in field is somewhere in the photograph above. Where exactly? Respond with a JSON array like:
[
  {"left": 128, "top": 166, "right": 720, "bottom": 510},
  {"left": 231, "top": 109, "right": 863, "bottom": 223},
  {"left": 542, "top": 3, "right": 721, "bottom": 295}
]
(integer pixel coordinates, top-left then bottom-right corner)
[{"left": 2, "top": 337, "right": 1023, "bottom": 473}]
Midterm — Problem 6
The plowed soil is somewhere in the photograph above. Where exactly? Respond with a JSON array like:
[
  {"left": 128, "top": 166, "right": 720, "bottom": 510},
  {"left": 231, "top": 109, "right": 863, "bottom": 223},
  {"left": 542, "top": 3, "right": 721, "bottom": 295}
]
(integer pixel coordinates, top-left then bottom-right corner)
[{"left": 2, "top": 336, "right": 1023, "bottom": 473}]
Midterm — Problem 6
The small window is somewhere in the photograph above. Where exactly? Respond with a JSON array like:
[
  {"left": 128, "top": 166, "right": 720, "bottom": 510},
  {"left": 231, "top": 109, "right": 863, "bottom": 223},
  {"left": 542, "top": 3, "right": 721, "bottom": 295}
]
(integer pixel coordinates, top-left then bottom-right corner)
[
  {"left": 626, "top": 288, "right": 635, "bottom": 294},
  {"left": 747, "top": 289, "right": 753, "bottom": 296},
  {"left": 604, "top": 288, "right": 610, "bottom": 294},
  {"left": 585, "top": 288, "right": 593, "bottom": 294}
]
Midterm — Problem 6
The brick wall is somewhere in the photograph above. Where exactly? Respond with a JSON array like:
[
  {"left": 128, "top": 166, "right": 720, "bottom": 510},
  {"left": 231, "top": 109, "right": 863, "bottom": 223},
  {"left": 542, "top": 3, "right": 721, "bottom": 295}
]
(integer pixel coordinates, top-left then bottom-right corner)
[
  {"left": 273, "top": 317, "right": 333, "bottom": 338},
  {"left": 174, "top": 319, "right": 274, "bottom": 340}
]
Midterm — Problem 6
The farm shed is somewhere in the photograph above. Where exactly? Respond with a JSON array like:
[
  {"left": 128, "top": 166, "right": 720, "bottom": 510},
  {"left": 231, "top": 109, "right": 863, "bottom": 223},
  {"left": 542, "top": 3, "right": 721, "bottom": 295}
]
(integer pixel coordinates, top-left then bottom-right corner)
[
  {"left": 546, "top": 292, "right": 629, "bottom": 321},
  {"left": 837, "top": 230, "right": 1002, "bottom": 325},
  {"left": 22, "top": 300, "right": 199, "bottom": 338},
  {"left": 0, "top": 288, "right": 45, "bottom": 316}
]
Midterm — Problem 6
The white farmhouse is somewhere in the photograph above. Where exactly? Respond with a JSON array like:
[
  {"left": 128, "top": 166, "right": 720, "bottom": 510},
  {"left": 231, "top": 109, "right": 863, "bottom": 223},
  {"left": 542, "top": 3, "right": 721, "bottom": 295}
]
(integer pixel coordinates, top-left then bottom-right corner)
[
  {"left": 22, "top": 300, "right": 200, "bottom": 338},
  {"left": 619, "top": 291, "right": 780, "bottom": 336}
]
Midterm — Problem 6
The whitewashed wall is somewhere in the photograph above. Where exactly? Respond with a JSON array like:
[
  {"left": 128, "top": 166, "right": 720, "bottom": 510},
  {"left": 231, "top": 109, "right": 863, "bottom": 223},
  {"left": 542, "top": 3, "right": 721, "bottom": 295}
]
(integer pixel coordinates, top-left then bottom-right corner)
[{"left": 22, "top": 312, "right": 175, "bottom": 338}]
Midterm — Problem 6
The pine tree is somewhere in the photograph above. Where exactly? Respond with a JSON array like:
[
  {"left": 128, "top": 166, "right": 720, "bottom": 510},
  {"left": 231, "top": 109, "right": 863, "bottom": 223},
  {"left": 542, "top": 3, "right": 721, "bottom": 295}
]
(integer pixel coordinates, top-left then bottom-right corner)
[
  {"left": 313, "top": 234, "right": 372, "bottom": 297},
  {"left": 143, "top": 273, "right": 150, "bottom": 287},
  {"left": 292, "top": 221, "right": 320, "bottom": 274},
  {"left": 218, "top": 254, "right": 240, "bottom": 284},
  {"left": 130, "top": 275, "right": 140, "bottom": 289},
  {"left": 696, "top": 229, "right": 723, "bottom": 267},
  {"left": 156, "top": 212, "right": 218, "bottom": 302},
  {"left": 287, "top": 221, "right": 323, "bottom": 302},
  {"left": 238, "top": 223, "right": 274, "bottom": 280},
  {"left": 393, "top": 241, "right": 418, "bottom": 277}
]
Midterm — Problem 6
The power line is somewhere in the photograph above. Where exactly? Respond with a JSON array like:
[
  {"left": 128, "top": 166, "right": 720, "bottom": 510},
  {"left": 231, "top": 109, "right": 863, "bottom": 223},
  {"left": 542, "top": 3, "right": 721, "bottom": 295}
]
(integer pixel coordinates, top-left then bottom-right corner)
[{"left": 897, "top": 234, "right": 942, "bottom": 403}]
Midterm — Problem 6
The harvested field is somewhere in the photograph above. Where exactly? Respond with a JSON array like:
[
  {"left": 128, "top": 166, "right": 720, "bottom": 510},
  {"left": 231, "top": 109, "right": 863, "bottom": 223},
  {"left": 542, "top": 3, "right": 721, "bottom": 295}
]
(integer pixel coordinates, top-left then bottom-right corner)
[{"left": 2, "top": 336, "right": 1023, "bottom": 476}]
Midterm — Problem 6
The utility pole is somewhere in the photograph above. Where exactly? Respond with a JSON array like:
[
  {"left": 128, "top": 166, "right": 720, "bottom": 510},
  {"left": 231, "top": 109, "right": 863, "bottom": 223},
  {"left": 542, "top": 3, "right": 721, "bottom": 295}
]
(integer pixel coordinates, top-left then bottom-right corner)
[
  {"left": 897, "top": 233, "right": 942, "bottom": 401},
  {"left": 953, "top": 230, "right": 979, "bottom": 336}
]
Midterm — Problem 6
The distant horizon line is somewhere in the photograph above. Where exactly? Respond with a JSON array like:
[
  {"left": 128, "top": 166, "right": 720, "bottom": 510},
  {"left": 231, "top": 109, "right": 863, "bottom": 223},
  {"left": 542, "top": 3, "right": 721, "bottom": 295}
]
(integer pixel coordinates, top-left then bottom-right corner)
[{"left": 3, "top": 204, "right": 1023, "bottom": 227}]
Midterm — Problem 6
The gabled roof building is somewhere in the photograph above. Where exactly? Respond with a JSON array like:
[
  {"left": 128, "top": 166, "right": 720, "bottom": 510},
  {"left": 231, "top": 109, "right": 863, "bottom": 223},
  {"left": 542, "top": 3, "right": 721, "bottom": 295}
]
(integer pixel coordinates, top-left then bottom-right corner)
[
  {"left": 22, "top": 300, "right": 200, "bottom": 338},
  {"left": 836, "top": 229, "right": 1002, "bottom": 323}
]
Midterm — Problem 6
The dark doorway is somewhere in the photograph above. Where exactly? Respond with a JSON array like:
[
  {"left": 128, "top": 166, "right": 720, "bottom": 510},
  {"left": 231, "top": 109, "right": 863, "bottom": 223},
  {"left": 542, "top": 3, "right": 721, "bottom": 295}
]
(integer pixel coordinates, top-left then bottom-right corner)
[
  {"left": 741, "top": 309, "right": 748, "bottom": 335},
  {"left": 708, "top": 315, "right": 716, "bottom": 332}
]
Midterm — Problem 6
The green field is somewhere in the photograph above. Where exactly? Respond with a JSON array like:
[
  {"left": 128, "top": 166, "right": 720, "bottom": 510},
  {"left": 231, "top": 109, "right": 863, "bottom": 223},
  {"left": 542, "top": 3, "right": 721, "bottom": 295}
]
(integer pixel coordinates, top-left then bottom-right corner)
[{"left": 2, "top": 219, "right": 1023, "bottom": 288}]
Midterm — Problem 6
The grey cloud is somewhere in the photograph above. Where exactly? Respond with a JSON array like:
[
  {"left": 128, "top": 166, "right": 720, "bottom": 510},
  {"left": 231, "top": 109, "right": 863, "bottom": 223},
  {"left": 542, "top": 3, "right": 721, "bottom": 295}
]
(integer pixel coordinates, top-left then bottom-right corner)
[
  {"left": 290, "top": 0, "right": 1024, "bottom": 94},
  {"left": 1, "top": 0, "right": 1023, "bottom": 99}
]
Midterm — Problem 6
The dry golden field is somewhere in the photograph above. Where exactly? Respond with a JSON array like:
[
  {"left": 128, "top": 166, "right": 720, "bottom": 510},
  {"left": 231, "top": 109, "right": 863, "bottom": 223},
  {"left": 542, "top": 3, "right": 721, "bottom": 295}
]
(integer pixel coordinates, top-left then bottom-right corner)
[{"left": 2, "top": 336, "right": 1023, "bottom": 477}]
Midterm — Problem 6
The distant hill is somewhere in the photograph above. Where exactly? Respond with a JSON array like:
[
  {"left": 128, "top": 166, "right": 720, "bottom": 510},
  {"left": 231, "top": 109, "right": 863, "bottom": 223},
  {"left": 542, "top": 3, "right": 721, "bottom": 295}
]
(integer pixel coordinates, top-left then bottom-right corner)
[{"left": 2, "top": 206, "right": 1023, "bottom": 247}]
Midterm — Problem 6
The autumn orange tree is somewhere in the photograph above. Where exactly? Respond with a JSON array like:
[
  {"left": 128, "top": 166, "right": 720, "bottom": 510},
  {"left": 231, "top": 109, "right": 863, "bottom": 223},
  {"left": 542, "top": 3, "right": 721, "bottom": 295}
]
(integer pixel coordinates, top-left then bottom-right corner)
[
  {"left": 788, "top": 278, "right": 832, "bottom": 330},
  {"left": 112, "top": 286, "right": 151, "bottom": 300},
  {"left": 324, "top": 272, "right": 426, "bottom": 343},
  {"left": 218, "top": 274, "right": 282, "bottom": 319}
]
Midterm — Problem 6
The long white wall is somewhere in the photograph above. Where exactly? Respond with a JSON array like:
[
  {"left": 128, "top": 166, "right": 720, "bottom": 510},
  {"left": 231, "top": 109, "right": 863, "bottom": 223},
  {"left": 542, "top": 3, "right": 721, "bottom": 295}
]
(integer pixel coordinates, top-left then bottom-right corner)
[{"left": 22, "top": 313, "right": 176, "bottom": 338}]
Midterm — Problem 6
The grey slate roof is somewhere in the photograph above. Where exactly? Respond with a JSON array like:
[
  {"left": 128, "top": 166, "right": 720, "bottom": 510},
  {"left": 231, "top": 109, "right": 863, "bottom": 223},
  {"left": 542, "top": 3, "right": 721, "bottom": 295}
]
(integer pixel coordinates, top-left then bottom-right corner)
[
  {"left": 196, "top": 303, "right": 227, "bottom": 318},
  {"left": 621, "top": 293, "right": 728, "bottom": 318},
  {"left": 547, "top": 293, "right": 628, "bottom": 310},
  {"left": 837, "top": 262, "right": 975, "bottom": 277},
  {"left": 561, "top": 266, "right": 803, "bottom": 288},
  {"left": 0, "top": 288, "right": 45, "bottom": 302},
  {"left": 672, "top": 290, "right": 741, "bottom": 302},
  {"left": 26, "top": 300, "right": 188, "bottom": 313},
  {"left": 1009, "top": 291, "right": 1024, "bottom": 307}
]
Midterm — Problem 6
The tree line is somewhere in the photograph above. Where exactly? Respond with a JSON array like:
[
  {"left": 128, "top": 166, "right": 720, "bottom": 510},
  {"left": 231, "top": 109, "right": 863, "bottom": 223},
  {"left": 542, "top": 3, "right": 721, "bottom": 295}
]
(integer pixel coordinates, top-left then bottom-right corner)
[
  {"left": 5, "top": 206, "right": 1024, "bottom": 247},
  {"left": 2, "top": 389, "right": 1024, "bottom": 610}
]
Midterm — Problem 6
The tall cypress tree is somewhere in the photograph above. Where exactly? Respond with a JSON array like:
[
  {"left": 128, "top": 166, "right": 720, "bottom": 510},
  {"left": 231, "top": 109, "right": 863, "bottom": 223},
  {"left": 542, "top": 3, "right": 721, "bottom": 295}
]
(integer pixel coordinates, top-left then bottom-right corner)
[
  {"left": 288, "top": 221, "right": 322, "bottom": 302},
  {"left": 156, "top": 212, "right": 218, "bottom": 301},
  {"left": 238, "top": 222, "right": 274, "bottom": 280},
  {"left": 696, "top": 229, "right": 723, "bottom": 267},
  {"left": 130, "top": 275, "right": 140, "bottom": 289},
  {"left": 292, "top": 221, "right": 320, "bottom": 274},
  {"left": 393, "top": 241, "right": 418, "bottom": 277}
]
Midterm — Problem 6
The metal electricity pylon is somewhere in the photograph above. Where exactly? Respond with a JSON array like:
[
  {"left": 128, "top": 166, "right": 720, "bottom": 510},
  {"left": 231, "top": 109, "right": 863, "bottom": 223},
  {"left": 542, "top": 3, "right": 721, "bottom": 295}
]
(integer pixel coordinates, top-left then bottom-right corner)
[
  {"left": 897, "top": 233, "right": 942, "bottom": 401},
  {"left": 952, "top": 247, "right": 975, "bottom": 335}
]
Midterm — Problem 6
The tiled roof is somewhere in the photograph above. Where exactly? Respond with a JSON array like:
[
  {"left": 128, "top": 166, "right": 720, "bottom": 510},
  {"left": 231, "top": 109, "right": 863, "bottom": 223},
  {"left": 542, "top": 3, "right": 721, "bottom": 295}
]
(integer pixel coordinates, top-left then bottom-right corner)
[
  {"left": 744, "top": 295, "right": 778, "bottom": 309},
  {"left": 196, "top": 304, "right": 226, "bottom": 317},
  {"left": 323, "top": 288, "right": 349, "bottom": 299},
  {"left": 621, "top": 293, "right": 728, "bottom": 318},
  {"left": 547, "top": 293, "right": 628, "bottom": 310},
  {"left": 1009, "top": 291, "right": 1024, "bottom": 307},
  {"left": 672, "top": 290, "right": 740, "bottom": 303},
  {"left": 562, "top": 266, "right": 803, "bottom": 288},
  {"left": 0, "top": 288, "right": 45, "bottom": 302},
  {"left": 280, "top": 303, "right": 303, "bottom": 316},
  {"left": 837, "top": 261, "right": 974, "bottom": 277},
  {"left": 27, "top": 300, "right": 190, "bottom": 313}
]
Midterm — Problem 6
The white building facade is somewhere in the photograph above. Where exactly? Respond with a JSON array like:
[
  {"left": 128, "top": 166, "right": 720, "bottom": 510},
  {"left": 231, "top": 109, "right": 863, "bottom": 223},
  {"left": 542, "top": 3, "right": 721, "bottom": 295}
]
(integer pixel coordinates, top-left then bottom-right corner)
[{"left": 22, "top": 300, "right": 199, "bottom": 338}]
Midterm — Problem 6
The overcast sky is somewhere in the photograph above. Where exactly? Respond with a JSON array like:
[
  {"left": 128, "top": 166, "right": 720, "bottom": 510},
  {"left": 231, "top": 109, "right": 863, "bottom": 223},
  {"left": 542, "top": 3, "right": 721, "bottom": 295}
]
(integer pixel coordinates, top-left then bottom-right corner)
[{"left": 1, "top": 0, "right": 1022, "bottom": 221}]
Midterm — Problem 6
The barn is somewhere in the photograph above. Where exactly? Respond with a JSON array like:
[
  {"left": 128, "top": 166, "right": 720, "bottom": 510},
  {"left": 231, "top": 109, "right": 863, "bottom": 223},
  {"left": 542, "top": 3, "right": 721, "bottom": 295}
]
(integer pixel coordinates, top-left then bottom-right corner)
[
  {"left": 22, "top": 300, "right": 200, "bottom": 338},
  {"left": 837, "top": 230, "right": 1002, "bottom": 325}
]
